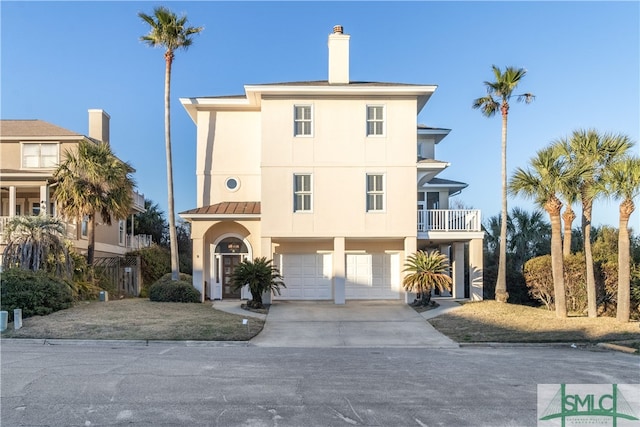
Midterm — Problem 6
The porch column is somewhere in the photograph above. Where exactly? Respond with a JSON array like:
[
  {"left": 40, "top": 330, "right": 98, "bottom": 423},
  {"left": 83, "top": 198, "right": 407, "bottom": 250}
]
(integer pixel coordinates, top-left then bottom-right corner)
[
  {"left": 469, "top": 238, "right": 484, "bottom": 300},
  {"left": 130, "top": 213, "right": 135, "bottom": 249},
  {"left": 439, "top": 244, "right": 452, "bottom": 297},
  {"left": 404, "top": 237, "right": 417, "bottom": 303},
  {"left": 452, "top": 242, "right": 465, "bottom": 299},
  {"left": 8, "top": 186, "right": 16, "bottom": 217},
  {"left": 192, "top": 236, "right": 205, "bottom": 302},
  {"left": 261, "top": 237, "right": 273, "bottom": 305},
  {"left": 39, "top": 185, "right": 49, "bottom": 215},
  {"left": 333, "top": 237, "right": 345, "bottom": 304}
]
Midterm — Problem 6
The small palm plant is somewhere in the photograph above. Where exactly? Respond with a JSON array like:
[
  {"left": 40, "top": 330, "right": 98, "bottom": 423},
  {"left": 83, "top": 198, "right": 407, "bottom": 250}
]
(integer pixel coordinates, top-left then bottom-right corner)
[
  {"left": 402, "top": 250, "right": 452, "bottom": 306},
  {"left": 231, "top": 257, "right": 285, "bottom": 309}
]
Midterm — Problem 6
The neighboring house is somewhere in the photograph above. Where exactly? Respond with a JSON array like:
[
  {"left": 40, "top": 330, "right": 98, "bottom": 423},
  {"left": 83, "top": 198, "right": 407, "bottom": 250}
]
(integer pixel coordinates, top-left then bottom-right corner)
[
  {"left": 0, "top": 109, "right": 151, "bottom": 259},
  {"left": 179, "top": 26, "right": 484, "bottom": 303}
]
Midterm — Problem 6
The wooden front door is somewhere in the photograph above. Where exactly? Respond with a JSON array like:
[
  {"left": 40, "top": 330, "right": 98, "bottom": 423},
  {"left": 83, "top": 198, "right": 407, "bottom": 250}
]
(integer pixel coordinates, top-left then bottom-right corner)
[{"left": 222, "top": 255, "right": 242, "bottom": 298}]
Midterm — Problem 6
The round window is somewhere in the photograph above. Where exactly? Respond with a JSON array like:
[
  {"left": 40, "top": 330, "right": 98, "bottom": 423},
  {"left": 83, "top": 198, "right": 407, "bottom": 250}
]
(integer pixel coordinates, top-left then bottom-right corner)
[{"left": 225, "top": 177, "right": 239, "bottom": 191}]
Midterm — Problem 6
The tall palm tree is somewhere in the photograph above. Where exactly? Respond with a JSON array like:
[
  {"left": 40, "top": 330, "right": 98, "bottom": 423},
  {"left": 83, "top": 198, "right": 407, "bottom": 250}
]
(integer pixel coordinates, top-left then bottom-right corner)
[
  {"left": 402, "top": 250, "right": 453, "bottom": 306},
  {"left": 554, "top": 129, "right": 632, "bottom": 317},
  {"left": 558, "top": 184, "right": 579, "bottom": 256},
  {"left": 1, "top": 214, "right": 72, "bottom": 277},
  {"left": 473, "top": 65, "right": 534, "bottom": 302},
  {"left": 509, "top": 146, "right": 570, "bottom": 318},
  {"left": 604, "top": 156, "right": 640, "bottom": 322},
  {"left": 54, "top": 140, "right": 135, "bottom": 266},
  {"left": 139, "top": 6, "right": 203, "bottom": 281},
  {"left": 507, "top": 207, "right": 550, "bottom": 272}
]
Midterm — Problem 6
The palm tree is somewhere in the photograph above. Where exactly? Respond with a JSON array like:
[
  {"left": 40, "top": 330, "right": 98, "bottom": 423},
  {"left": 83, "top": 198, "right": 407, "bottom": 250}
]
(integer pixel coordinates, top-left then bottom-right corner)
[
  {"left": 402, "top": 250, "right": 453, "bottom": 306},
  {"left": 554, "top": 130, "right": 632, "bottom": 317},
  {"left": 558, "top": 184, "right": 579, "bottom": 256},
  {"left": 604, "top": 156, "right": 640, "bottom": 322},
  {"left": 509, "top": 146, "right": 570, "bottom": 318},
  {"left": 473, "top": 65, "right": 534, "bottom": 302},
  {"left": 507, "top": 207, "right": 550, "bottom": 272},
  {"left": 231, "top": 257, "right": 285, "bottom": 309},
  {"left": 139, "top": 6, "right": 203, "bottom": 281},
  {"left": 1, "top": 214, "right": 72, "bottom": 277},
  {"left": 53, "top": 140, "right": 135, "bottom": 266}
]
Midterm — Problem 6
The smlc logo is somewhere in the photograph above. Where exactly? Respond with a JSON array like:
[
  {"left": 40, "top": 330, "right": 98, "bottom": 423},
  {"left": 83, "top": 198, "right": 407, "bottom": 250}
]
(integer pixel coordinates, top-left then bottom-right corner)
[{"left": 538, "top": 384, "right": 640, "bottom": 427}]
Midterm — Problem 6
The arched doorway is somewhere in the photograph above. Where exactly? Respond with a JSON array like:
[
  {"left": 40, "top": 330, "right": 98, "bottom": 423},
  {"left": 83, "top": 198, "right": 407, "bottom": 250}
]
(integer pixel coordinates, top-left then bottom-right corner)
[{"left": 212, "top": 236, "right": 251, "bottom": 299}]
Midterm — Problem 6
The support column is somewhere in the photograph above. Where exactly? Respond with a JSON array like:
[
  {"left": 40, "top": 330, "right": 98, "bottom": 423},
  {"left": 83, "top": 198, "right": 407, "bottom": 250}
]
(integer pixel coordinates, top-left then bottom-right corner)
[
  {"left": 192, "top": 237, "right": 205, "bottom": 302},
  {"left": 261, "top": 237, "right": 273, "bottom": 305},
  {"left": 452, "top": 242, "right": 465, "bottom": 299},
  {"left": 404, "top": 237, "right": 417, "bottom": 303},
  {"left": 130, "top": 213, "right": 135, "bottom": 249},
  {"left": 9, "top": 186, "right": 16, "bottom": 217},
  {"left": 333, "top": 237, "right": 345, "bottom": 304},
  {"left": 469, "top": 238, "right": 484, "bottom": 300},
  {"left": 39, "top": 185, "right": 49, "bottom": 215}
]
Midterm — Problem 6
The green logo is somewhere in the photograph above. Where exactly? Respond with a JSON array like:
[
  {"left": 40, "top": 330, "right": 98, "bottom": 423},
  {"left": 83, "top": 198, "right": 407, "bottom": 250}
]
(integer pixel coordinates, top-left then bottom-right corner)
[{"left": 538, "top": 384, "right": 639, "bottom": 426}]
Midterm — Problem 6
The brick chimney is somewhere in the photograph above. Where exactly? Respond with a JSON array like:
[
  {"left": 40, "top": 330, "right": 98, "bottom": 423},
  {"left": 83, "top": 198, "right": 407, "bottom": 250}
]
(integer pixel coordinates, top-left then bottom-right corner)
[
  {"left": 328, "top": 25, "right": 349, "bottom": 85},
  {"left": 88, "top": 109, "right": 110, "bottom": 144}
]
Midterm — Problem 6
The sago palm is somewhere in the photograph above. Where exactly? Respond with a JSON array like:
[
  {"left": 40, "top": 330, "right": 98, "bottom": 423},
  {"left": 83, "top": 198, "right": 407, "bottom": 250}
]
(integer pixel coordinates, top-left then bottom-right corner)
[
  {"left": 509, "top": 146, "right": 570, "bottom": 318},
  {"left": 554, "top": 129, "right": 632, "bottom": 317},
  {"left": 139, "top": 6, "right": 203, "bottom": 281},
  {"left": 402, "top": 250, "right": 452, "bottom": 306},
  {"left": 604, "top": 155, "right": 640, "bottom": 322},
  {"left": 473, "top": 65, "right": 534, "bottom": 303},
  {"left": 54, "top": 140, "right": 135, "bottom": 265},
  {"left": 231, "top": 257, "right": 285, "bottom": 308}
]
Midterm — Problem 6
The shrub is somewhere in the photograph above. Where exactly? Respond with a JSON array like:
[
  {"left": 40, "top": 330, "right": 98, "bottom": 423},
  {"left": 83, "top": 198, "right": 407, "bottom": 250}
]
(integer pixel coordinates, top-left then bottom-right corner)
[
  {"left": 149, "top": 273, "right": 200, "bottom": 303},
  {"left": 128, "top": 246, "right": 171, "bottom": 297},
  {"left": 0, "top": 268, "right": 73, "bottom": 322}
]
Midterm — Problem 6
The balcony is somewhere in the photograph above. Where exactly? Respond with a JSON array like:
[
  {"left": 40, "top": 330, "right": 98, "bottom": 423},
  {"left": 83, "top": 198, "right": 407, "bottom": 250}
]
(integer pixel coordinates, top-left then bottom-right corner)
[{"left": 417, "top": 209, "right": 481, "bottom": 233}]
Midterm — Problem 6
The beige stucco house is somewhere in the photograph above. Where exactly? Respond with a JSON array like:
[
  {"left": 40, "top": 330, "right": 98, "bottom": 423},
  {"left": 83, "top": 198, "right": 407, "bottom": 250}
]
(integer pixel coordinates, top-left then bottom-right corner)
[
  {"left": 0, "top": 109, "right": 150, "bottom": 259},
  {"left": 179, "top": 26, "right": 484, "bottom": 304}
]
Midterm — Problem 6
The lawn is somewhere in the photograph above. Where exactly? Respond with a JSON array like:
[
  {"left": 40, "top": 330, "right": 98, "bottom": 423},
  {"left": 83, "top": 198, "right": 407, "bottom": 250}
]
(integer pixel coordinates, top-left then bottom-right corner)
[
  {"left": 1, "top": 299, "right": 264, "bottom": 341},
  {"left": 428, "top": 300, "right": 640, "bottom": 349}
]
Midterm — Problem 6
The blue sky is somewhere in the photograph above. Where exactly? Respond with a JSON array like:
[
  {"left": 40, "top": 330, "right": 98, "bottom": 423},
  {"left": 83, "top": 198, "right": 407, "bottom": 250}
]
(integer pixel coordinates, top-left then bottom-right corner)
[{"left": 2, "top": 1, "right": 638, "bottom": 229}]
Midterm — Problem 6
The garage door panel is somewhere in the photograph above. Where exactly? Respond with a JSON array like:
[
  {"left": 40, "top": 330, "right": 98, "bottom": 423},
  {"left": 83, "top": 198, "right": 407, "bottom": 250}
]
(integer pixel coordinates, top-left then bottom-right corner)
[
  {"left": 276, "top": 254, "right": 332, "bottom": 300},
  {"left": 346, "top": 253, "right": 400, "bottom": 300}
]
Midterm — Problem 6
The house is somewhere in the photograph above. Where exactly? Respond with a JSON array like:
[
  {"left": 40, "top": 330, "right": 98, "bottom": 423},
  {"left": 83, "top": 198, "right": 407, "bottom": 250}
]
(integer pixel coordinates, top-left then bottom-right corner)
[
  {"left": 179, "top": 26, "right": 484, "bottom": 304},
  {"left": 0, "top": 109, "right": 151, "bottom": 259}
]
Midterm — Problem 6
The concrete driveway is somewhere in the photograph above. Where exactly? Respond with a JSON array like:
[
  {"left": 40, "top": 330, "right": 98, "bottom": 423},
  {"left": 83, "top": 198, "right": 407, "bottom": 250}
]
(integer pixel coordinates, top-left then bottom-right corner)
[{"left": 249, "top": 300, "right": 459, "bottom": 348}]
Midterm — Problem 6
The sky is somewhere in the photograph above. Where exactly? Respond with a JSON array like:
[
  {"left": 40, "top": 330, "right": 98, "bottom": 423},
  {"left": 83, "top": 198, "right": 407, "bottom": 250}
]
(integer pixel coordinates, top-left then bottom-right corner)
[{"left": 1, "top": 1, "right": 639, "bottom": 229}]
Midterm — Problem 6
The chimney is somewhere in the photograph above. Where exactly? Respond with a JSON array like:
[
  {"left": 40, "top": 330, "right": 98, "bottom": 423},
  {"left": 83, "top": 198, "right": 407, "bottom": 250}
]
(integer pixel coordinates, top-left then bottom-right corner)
[
  {"left": 328, "top": 25, "right": 350, "bottom": 85},
  {"left": 88, "top": 109, "right": 110, "bottom": 144}
]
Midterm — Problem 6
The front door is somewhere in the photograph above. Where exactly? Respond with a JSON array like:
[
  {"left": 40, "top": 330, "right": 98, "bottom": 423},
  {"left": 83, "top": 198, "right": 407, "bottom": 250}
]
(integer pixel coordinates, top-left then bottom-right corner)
[{"left": 222, "top": 255, "right": 242, "bottom": 298}]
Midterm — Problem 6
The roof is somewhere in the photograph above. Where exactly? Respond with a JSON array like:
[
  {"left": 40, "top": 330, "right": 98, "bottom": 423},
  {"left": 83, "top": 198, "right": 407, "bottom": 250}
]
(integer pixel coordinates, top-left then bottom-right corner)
[
  {"left": 0, "top": 120, "right": 81, "bottom": 138},
  {"left": 180, "top": 202, "right": 261, "bottom": 218}
]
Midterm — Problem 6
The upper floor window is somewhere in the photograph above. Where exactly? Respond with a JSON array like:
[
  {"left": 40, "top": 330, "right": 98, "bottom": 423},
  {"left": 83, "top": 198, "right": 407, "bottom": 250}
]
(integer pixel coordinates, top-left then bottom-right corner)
[
  {"left": 366, "top": 105, "right": 385, "bottom": 136},
  {"left": 294, "top": 105, "right": 312, "bottom": 136},
  {"left": 22, "top": 143, "right": 58, "bottom": 168},
  {"left": 119, "top": 220, "right": 126, "bottom": 246},
  {"left": 293, "top": 174, "right": 312, "bottom": 212},
  {"left": 366, "top": 174, "right": 385, "bottom": 211}
]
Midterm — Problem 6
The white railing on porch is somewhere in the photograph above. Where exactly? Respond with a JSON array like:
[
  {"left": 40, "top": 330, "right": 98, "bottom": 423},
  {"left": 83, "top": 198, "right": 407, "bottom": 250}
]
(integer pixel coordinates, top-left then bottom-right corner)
[
  {"left": 132, "top": 190, "right": 145, "bottom": 212},
  {"left": 0, "top": 216, "right": 78, "bottom": 244},
  {"left": 417, "top": 209, "right": 481, "bottom": 232},
  {"left": 126, "top": 234, "right": 153, "bottom": 250}
]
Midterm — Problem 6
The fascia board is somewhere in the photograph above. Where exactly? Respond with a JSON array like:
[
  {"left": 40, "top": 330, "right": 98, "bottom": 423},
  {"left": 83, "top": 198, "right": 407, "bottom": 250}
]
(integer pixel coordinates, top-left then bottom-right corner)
[{"left": 179, "top": 213, "right": 261, "bottom": 220}]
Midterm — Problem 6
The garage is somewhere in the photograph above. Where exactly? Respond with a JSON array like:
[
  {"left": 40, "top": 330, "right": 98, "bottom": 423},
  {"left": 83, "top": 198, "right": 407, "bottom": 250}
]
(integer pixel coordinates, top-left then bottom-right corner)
[
  {"left": 346, "top": 253, "right": 401, "bottom": 300},
  {"left": 274, "top": 253, "right": 332, "bottom": 300}
]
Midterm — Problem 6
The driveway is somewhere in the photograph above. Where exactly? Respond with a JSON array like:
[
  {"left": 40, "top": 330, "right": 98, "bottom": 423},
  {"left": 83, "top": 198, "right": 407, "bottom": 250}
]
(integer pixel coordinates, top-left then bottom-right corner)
[{"left": 249, "top": 300, "right": 459, "bottom": 348}]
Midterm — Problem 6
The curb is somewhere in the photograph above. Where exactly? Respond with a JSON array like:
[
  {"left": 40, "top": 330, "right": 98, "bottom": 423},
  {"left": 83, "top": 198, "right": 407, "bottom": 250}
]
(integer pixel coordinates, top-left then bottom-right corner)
[
  {"left": 0, "top": 338, "right": 251, "bottom": 347},
  {"left": 596, "top": 343, "right": 638, "bottom": 354}
]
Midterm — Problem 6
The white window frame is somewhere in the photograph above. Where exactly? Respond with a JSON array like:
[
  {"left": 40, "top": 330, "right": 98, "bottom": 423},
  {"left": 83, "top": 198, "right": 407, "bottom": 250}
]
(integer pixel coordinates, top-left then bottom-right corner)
[
  {"left": 366, "top": 105, "right": 385, "bottom": 137},
  {"left": 294, "top": 105, "right": 313, "bottom": 137},
  {"left": 119, "top": 220, "right": 126, "bottom": 246},
  {"left": 366, "top": 173, "right": 385, "bottom": 212},
  {"left": 21, "top": 142, "right": 59, "bottom": 169},
  {"left": 293, "top": 173, "right": 313, "bottom": 212},
  {"left": 81, "top": 216, "right": 89, "bottom": 239}
]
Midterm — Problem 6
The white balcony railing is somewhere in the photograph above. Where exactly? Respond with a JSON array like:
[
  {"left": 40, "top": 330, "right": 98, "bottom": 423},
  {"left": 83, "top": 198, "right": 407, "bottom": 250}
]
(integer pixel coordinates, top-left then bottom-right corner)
[
  {"left": 126, "top": 234, "right": 153, "bottom": 250},
  {"left": 417, "top": 209, "right": 481, "bottom": 232}
]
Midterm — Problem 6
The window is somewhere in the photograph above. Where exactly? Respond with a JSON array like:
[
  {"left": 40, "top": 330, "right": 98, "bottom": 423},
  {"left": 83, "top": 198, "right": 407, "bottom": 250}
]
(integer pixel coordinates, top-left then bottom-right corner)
[
  {"left": 22, "top": 143, "right": 58, "bottom": 168},
  {"left": 366, "top": 105, "right": 384, "bottom": 136},
  {"left": 31, "top": 202, "right": 40, "bottom": 216},
  {"left": 225, "top": 177, "right": 240, "bottom": 192},
  {"left": 81, "top": 216, "right": 89, "bottom": 238},
  {"left": 294, "top": 105, "right": 312, "bottom": 136},
  {"left": 293, "top": 174, "right": 312, "bottom": 212},
  {"left": 119, "top": 220, "right": 126, "bottom": 245},
  {"left": 366, "top": 174, "right": 385, "bottom": 211}
]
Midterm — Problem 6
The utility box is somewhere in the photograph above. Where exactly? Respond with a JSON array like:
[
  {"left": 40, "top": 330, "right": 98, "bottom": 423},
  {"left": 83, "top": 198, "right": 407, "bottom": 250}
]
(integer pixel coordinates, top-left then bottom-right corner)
[{"left": 99, "top": 291, "right": 109, "bottom": 302}]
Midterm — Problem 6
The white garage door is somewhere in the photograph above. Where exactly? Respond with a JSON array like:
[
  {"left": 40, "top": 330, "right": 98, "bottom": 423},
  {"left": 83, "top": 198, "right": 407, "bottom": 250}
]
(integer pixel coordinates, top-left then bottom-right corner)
[
  {"left": 346, "top": 253, "right": 401, "bottom": 300},
  {"left": 274, "top": 254, "right": 332, "bottom": 300}
]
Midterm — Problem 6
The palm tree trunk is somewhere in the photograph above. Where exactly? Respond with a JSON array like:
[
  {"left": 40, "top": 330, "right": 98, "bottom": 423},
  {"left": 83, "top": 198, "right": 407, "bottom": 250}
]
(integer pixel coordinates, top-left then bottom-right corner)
[
  {"left": 562, "top": 205, "right": 575, "bottom": 256},
  {"left": 495, "top": 109, "right": 509, "bottom": 302},
  {"left": 582, "top": 199, "right": 597, "bottom": 317},
  {"left": 617, "top": 199, "right": 634, "bottom": 322},
  {"left": 164, "top": 51, "right": 180, "bottom": 281},
  {"left": 87, "top": 215, "right": 96, "bottom": 266},
  {"left": 547, "top": 200, "right": 567, "bottom": 318}
]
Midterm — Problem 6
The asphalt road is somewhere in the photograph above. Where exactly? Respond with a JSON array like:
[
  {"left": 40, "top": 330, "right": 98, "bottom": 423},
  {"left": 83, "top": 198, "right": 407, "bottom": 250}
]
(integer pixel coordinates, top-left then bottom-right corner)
[{"left": 2, "top": 341, "right": 638, "bottom": 426}]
